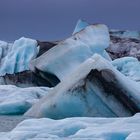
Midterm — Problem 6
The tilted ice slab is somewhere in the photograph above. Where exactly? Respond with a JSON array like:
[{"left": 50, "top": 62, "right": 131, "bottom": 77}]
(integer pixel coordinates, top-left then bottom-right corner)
[
  {"left": 107, "top": 35, "right": 140, "bottom": 60},
  {"left": 112, "top": 57, "right": 140, "bottom": 83},
  {"left": 1, "top": 113, "right": 140, "bottom": 139},
  {"left": 26, "top": 54, "right": 140, "bottom": 119},
  {"left": 72, "top": 20, "right": 140, "bottom": 60},
  {"left": 0, "top": 37, "right": 39, "bottom": 76},
  {"left": 0, "top": 85, "right": 51, "bottom": 115},
  {"left": 30, "top": 24, "right": 111, "bottom": 81}
]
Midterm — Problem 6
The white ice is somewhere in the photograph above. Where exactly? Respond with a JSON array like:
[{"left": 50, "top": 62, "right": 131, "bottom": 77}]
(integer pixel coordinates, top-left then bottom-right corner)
[
  {"left": 30, "top": 24, "right": 111, "bottom": 81},
  {"left": 26, "top": 54, "right": 140, "bottom": 118},
  {"left": 0, "top": 37, "right": 39, "bottom": 76},
  {"left": 112, "top": 57, "right": 140, "bottom": 83},
  {"left": 0, "top": 113, "right": 140, "bottom": 140},
  {"left": 73, "top": 20, "right": 111, "bottom": 60},
  {"left": 72, "top": 19, "right": 89, "bottom": 34},
  {"left": 0, "top": 85, "right": 51, "bottom": 115}
]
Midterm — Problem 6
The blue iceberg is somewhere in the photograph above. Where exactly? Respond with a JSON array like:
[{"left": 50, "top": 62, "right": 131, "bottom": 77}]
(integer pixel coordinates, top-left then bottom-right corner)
[{"left": 0, "top": 37, "right": 39, "bottom": 76}]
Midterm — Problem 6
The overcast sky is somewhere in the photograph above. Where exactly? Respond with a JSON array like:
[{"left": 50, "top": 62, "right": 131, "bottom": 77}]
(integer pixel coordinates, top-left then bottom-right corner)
[{"left": 0, "top": 0, "right": 140, "bottom": 41}]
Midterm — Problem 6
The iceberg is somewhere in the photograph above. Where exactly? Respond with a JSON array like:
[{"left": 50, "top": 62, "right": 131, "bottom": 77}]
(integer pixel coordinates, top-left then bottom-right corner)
[
  {"left": 0, "top": 85, "right": 51, "bottom": 115},
  {"left": 25, "top": 54, "right": 140, "bottom": 119},
  {"left": 30, "top": 24, "right": 111, "bottom": 81},
  {"left": 0, "top": 37, "right": 39, "bottom": 76},
  {"left": 37, "top": 40, "right": 57, "bottom": 57},
  {"left": 0, "top": 113, "right": 140, "bottom": 139},
  {"left": 112, "top": 57, "right": 140, "bottom": 83}
]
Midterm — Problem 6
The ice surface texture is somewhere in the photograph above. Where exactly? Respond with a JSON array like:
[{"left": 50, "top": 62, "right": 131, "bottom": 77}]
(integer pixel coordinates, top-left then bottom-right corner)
[{"left": 0, "top": 113, "right": 140, "bottom": 139}]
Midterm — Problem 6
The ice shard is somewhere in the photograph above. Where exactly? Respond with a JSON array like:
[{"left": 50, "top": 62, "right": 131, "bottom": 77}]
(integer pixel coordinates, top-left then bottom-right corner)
[
  {"left": 30, "top": 24, "right": 111, "bottom": 81},
  {"left": 25, "top": 54, "right": 140, "bottom": 119},
  {"left": 73, "top": 19, "right": 89, "bottom": 34},
  {"left": 0, "top": 85, "right": 51, "bottom": 115}
]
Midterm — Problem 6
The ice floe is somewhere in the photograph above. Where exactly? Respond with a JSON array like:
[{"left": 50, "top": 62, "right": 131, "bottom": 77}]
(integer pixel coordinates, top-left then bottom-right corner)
[
  {"left": 0, "top": 113, "right": 140, "bottom": 139},
  {"left": 0, "top": 85, "right": 51, "bottom": 115}
]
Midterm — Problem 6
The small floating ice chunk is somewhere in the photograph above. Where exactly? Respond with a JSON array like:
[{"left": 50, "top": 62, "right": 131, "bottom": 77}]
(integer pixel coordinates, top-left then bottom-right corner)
[
  {"left": 73, "top": 19, "right": 89, "bottom": 34},
  {"left": 0, "top": 85, "right": 51, "bottom": 115},
  {"left": 112, "top": 57, "right": 140, "bottom": 82}
]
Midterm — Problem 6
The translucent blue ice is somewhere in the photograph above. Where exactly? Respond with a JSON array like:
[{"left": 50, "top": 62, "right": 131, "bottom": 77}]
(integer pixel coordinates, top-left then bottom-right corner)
[
  {"left": 0, "top": 85, "right": 51, "bottom": 115},
  {"left": 112, "top": 57, "right": 140, "bottom": 82},
  {"left": 0, "top": 37, "right": 39, "bottom": 76},
  {"left": 73, "top": 19, "right": 89, "bottom": 34},
  {"left": 26, "top": 54, "right": 140, "bottom": 118}
]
